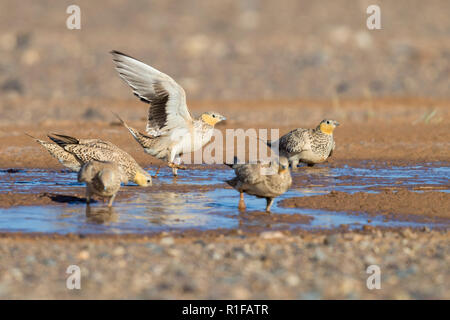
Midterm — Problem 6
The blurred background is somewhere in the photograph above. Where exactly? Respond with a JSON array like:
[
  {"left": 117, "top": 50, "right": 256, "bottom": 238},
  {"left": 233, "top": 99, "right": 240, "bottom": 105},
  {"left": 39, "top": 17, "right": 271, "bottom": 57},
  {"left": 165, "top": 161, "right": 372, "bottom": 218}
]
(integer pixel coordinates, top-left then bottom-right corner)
[{"left": 0, "top": 0, "right": 449, "bottom": 124}]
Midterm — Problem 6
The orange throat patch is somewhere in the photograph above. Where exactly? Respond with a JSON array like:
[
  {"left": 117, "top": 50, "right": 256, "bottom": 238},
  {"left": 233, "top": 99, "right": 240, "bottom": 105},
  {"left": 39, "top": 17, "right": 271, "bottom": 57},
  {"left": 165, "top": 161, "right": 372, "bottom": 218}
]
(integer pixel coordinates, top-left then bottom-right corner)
[
  {"left": 201, "top": 114, "right": 219, "bottom": 126},
  {"left": 319, "top": 123, "right": 334, "bottom": 135}
]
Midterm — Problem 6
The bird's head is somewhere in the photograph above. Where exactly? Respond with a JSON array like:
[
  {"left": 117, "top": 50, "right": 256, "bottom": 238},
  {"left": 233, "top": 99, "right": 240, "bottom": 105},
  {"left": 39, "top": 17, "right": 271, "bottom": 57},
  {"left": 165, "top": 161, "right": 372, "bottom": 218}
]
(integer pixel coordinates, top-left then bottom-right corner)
[
  {"left": 98, "top": 168, "right": 116, "bottom": 189},
  {"left": 319, "top": 119, "right": 340, "bottom": 135},
  {"left": 201, "top": 112, "right": 226, "bottom": 126},
  {"left": 133, "top": 169, "right": 152, "bottom": 187},
  {"left": 278, "top": 157, "right": 290, "bottom": 174}
]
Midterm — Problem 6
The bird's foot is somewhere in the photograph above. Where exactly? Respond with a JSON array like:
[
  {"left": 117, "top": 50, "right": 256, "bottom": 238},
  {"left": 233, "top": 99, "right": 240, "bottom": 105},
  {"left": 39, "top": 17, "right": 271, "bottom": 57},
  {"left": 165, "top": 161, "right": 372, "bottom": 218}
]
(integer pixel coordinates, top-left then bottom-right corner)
[
  {"left": 238, "top": 200, "right": 246, "bottom": 211},
  {"left": 152, "top": 166, "right": 161, "bottom": 178},
  {"left": 265, "top": 198, "right": 274, "bottom": 213},
  {"left": 238, "top": 193, "right": 246, "bottom": 211},
  {"left": 168, "top": 162, "right": 187, "bottom": 170}
]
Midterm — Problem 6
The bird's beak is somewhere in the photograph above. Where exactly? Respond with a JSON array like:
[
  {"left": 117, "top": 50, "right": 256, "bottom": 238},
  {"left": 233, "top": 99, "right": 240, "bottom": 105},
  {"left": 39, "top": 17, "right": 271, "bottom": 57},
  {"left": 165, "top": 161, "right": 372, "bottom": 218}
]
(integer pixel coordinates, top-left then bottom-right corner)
[
  {"left": 334, "top": 121, "right": 340, "bottom": 127},
  {"left": 220, "top": 115, "right": 227, "bottom": 121}
]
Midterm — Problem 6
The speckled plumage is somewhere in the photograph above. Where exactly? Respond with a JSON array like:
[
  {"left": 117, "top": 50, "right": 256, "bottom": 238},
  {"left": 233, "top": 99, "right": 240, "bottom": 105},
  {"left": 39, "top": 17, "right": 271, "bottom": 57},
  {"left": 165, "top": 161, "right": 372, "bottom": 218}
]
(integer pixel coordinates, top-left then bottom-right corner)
[
  {"left": 111, "top": 51, "right": 226, "bottom": 176},
  {"left": 78, "top": 161, "right": 128, "bottom": 207},
  {"left": 26, "top": 134, "right": 82, "bottom": 171},
  {"left": 226, "top": 157, "right": 292, "bottom": 212},
  {"left": 274, "top": 119, "right": 339, "bottom": 168},
  {"left": 47, "top": 134, "right": 152, "bottom": 186}
]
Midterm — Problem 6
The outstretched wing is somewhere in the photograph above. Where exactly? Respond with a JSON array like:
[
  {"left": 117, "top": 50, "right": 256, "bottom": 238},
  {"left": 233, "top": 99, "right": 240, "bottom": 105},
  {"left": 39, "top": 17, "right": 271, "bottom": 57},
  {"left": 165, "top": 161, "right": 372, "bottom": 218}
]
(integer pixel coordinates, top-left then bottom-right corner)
[{"left": 110, "top": 51, "right": 193, "bottom": 133}]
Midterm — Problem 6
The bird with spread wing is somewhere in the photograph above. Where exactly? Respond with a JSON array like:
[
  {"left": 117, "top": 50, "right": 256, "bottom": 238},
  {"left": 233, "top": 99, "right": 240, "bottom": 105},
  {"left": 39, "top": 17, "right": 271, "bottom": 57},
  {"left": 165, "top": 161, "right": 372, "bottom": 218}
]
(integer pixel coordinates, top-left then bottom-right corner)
[{"left": 111, "top": 51, "right": 226, "bottom": 176}]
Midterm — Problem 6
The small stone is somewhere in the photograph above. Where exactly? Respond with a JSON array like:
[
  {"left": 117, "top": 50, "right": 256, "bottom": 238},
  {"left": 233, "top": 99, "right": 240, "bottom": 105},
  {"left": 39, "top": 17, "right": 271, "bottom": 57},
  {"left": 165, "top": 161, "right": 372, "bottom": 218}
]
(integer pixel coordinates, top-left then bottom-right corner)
[
  {"left": 167, "top": 249, "right": 181, "bottom": 257},
  {"left": 1, "top": 79, "right": 23, "bottom": 94},
  {"left": 314, "top": 248, "right": 327, "bottom": 262},
  {"left": 231, "top": 286, "right": 250, "bottom": 299},
  {"left": 10, "top": 268, "right": 23, "bottom": 282},
  {"left": 285, "top": 274, "right": 300, "bottom": 287},
  {"left": 78, "top": 250, "right": 90, "bottom": 260},
  {"left": 113, "top": 246, "right": 125, "bottom": 256},
  {"left": 82, "top": 107, "right": 103, "bottom": 120},
  {"left": 260, "top": 231, "right": 284, "bottom": 239},
  {"left": 212, "top": 252, "right": 222, "bottom": 260},
  {"left": 21, "top": 49, "right": 40, "bottom": 66},
  {"left": 401, "top": 228, "right": 417, "bottom": 239},
  {"left": 354, "top": 30, "right": 373, "bottom": 49},
  {"left": 160, "top": 237, "right": 175, "bottom": 246},
  {"left": 364, "top": 255, "right": 377, "bottom": 265},
  {"left": 329, "top": 26, "right": 351, "bottom": 44},
  {"left": 324, "top": 234, "right": 338, "bottom": 245}
]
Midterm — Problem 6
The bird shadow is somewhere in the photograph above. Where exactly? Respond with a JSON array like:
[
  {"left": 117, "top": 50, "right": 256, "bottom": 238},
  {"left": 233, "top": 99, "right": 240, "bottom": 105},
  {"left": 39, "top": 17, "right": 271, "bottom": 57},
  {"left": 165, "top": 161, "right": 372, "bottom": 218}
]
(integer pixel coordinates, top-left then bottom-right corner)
[{"left": 40, "top": 192, "right": 95, "bottom": 204}]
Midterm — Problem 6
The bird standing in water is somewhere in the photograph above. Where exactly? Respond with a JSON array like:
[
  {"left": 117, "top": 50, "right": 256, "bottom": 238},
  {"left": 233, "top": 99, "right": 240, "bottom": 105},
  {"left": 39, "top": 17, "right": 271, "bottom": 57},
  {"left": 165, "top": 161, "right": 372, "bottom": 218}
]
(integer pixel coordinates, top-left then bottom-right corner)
[
  {"left": 226, "top": 157, "right": 292, "bottom": 212},
  {"left": 78, "top": 161, "right": 128, "bottom": 207},
  {"left": 271, "top": 119, "right": 340, "bottom": 168}
]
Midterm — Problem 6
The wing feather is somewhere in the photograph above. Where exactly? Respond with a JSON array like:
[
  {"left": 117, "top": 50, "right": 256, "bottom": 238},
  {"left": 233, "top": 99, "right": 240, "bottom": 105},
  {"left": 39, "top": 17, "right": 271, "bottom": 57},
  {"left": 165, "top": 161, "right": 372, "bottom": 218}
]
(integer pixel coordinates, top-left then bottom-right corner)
[
  {"left": 279, "top": 128, "right": 310, "bottom": 154},
  {"left": 110, "top": 50, "right": 193, "bottom": 133}
]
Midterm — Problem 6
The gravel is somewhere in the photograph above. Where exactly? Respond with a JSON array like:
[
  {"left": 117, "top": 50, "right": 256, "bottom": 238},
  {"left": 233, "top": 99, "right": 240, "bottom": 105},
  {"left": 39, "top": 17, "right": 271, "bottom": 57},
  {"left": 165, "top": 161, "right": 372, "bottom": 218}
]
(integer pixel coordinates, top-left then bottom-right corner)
[{"left": 0, "top": 229, "right": 448, "bottom": 299}]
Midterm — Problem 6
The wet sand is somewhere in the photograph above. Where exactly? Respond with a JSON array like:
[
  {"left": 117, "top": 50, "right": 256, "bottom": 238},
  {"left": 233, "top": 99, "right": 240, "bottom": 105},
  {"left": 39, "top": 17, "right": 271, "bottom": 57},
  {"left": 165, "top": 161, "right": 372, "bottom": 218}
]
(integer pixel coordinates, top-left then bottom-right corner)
[
  {"left": 281, "top": 190, "right": 450, "bottom": 218},
  {"left": 0, "top": 99, "right": 448, "bottom": 298}
]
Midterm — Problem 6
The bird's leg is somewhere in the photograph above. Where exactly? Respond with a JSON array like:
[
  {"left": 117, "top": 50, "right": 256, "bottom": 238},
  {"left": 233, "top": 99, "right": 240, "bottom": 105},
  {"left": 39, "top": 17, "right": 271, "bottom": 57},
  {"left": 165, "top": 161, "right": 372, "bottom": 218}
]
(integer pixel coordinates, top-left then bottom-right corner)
[
  {"left": 85, "top": 188, "right": 91, "bottom": 204},
  {"left": 265, "top": 197, "right": 274, "bottom": 213},
  {"left": 152, "top": 165, "right": 161, "bottom": 178},
  {"left": 107, "top": 194, "right": 117, "bottom": 207},
  {"left": 171, "top": 165, "right": 178, "bottom": 177},
  {"left": 168, "top": 159, "right": 187, "bottom": 170},
  {"left": 168, "top": 156, "right": 186, "bottom": 176},
  {"left": 238, "top": 192, "right": 246, "bottom": 211}
]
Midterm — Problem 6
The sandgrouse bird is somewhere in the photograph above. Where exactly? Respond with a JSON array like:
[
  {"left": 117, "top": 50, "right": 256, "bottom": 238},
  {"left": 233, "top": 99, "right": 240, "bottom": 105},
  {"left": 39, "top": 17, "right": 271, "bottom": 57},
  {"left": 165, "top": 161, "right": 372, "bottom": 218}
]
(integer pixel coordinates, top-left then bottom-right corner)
[{"left": 111, "top": 50, "right": 226, "bottom": 176}]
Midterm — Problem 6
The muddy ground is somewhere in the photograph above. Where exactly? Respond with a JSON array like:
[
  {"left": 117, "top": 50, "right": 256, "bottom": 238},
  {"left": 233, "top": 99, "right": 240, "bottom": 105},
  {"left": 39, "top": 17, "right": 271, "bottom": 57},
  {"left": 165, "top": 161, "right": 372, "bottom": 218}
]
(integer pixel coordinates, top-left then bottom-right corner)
[
  {"left": 281, "top": 189, "right": 450, "bottom": 218},
  {"left": 0, "top": 98, "right": 449, "bottom": 299}
]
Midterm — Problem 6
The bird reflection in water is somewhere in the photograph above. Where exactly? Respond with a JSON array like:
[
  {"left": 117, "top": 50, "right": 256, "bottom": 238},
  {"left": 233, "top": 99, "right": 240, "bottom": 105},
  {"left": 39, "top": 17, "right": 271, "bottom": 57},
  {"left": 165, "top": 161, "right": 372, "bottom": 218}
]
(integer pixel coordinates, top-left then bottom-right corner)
[{"left": 85, "top": 204, "right": 118, "bottom": 224}]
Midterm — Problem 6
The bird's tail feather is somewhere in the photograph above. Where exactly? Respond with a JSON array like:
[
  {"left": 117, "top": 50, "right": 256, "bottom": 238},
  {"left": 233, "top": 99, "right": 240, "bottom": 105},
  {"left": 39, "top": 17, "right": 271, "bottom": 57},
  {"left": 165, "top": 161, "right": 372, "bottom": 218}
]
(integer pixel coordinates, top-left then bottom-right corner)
[
  {"left": 225, "top": 156, "right": 239, "bottom": 168},
  {"left": 47, "top": 133, "right": 79, "bottom": 146},
  {"left": 113, "top": 112, "right": 154, "bottom": 141},
  {"left": 225, "top": 178, "right": 238, "bottom": 188}
]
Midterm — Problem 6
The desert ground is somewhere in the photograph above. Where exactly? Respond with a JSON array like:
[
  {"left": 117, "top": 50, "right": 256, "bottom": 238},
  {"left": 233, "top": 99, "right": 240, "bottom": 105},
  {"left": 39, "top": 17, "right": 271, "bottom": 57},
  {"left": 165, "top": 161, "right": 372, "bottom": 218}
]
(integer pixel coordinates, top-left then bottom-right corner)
[
  {"left": 0, "top": 99, "right": 448, "bottom": 299},
  {"left": 0, "top": 0, "right": 449, "bottom": 299}
]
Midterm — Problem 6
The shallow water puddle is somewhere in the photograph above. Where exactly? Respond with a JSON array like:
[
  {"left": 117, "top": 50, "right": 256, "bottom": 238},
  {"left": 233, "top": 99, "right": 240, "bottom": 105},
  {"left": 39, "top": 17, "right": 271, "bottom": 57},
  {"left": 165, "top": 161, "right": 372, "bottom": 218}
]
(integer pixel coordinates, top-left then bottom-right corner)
[{"left": 0, "top": 164, "right": 448, "bottom": 234}]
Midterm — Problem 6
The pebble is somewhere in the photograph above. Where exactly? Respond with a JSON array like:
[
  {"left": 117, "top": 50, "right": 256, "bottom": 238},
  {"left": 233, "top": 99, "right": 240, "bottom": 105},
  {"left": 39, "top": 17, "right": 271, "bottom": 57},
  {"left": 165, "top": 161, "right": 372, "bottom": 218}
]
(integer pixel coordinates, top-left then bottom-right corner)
[
  {"left": 160, "top": 237, "right": 175, "bottom": 246},
  {"left": 113, "top": 246, "right": 125, "bottom": 256},
  {"left": 285, "top": 274, "right": 300, "bottom": 287},
  {"left": 78, "top": 250, "right": 90, "bottom": 260},
  {"left": 260, "top": 231, "right": 284, "bottom": 239}
]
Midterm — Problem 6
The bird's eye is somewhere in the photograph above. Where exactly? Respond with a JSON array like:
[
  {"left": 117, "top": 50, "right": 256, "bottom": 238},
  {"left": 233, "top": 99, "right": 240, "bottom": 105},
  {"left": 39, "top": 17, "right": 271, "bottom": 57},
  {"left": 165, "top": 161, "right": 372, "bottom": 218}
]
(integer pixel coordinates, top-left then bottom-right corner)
[
  {"left": 326, "top": 121, "right": 330, "bottom": 124},
  {"left": 212, "top": 114, "right": 216, "bottom": 118}
]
